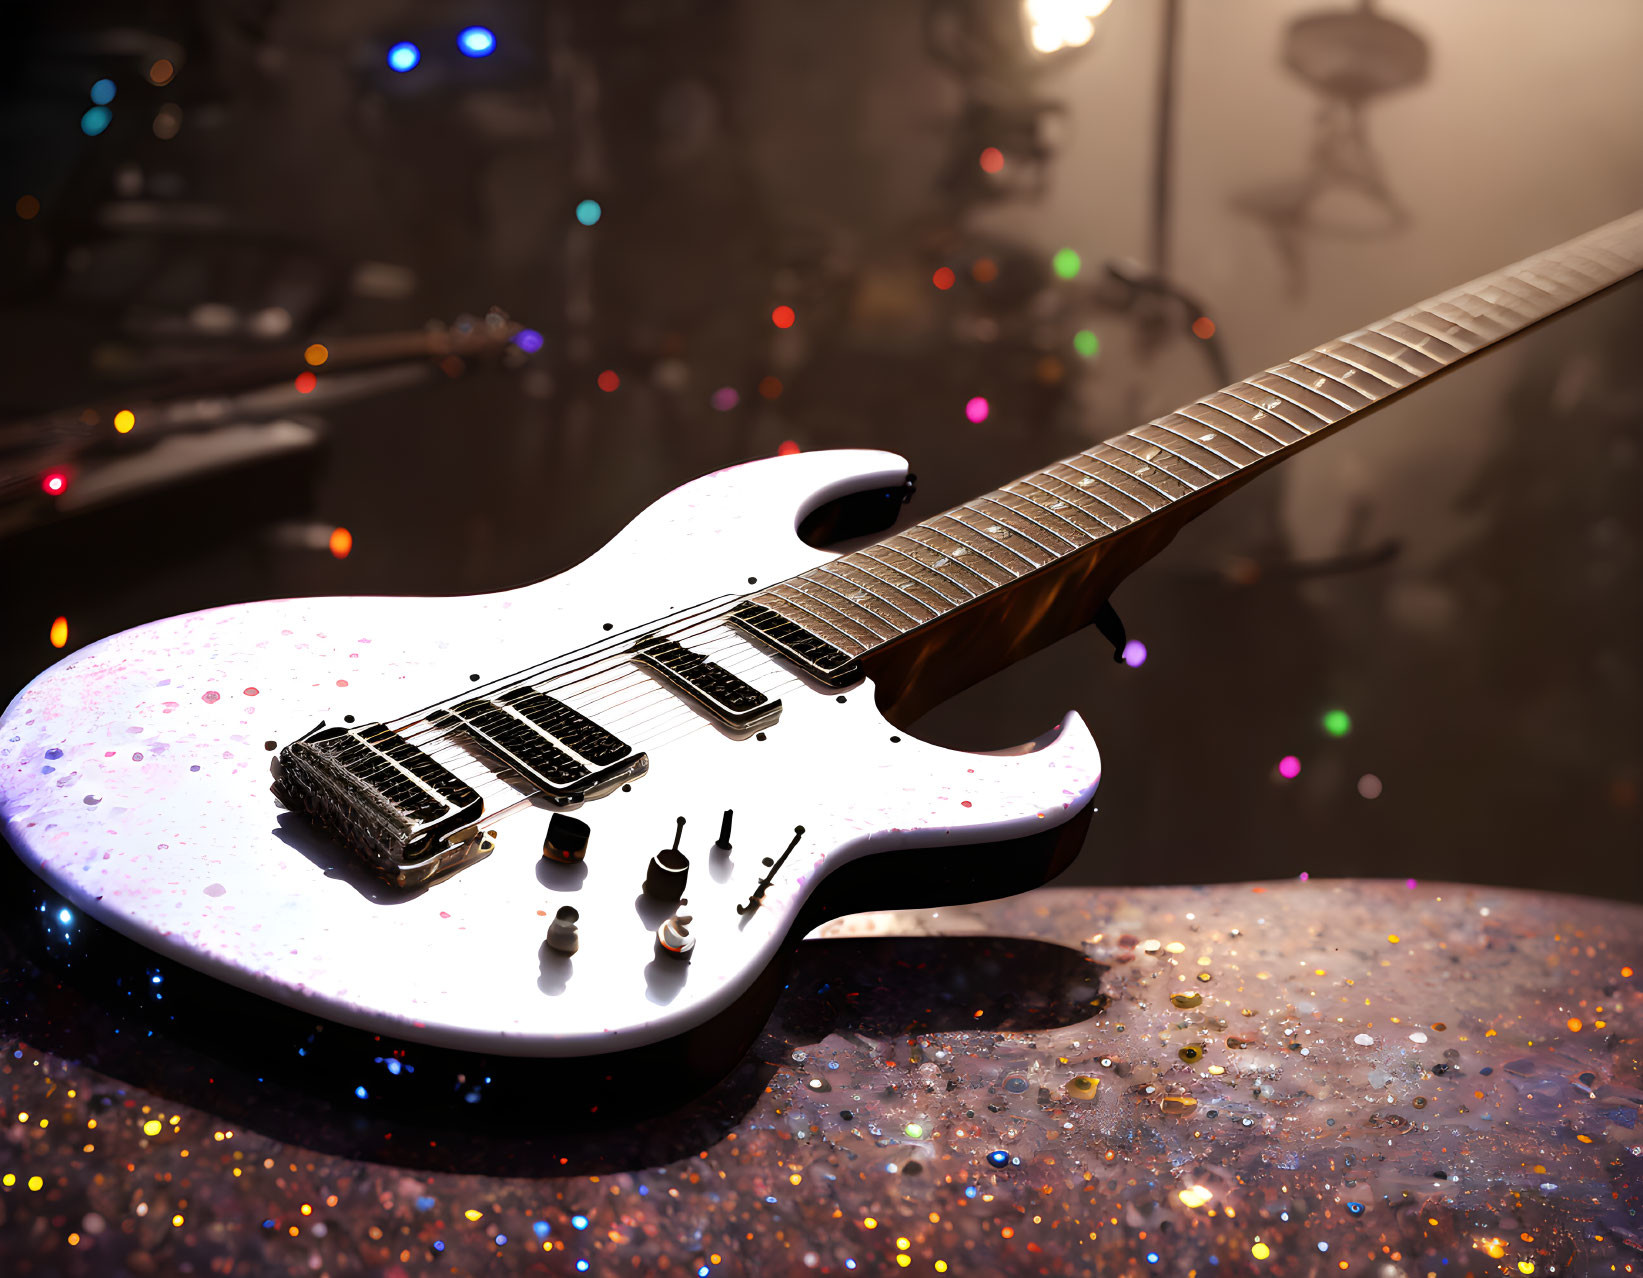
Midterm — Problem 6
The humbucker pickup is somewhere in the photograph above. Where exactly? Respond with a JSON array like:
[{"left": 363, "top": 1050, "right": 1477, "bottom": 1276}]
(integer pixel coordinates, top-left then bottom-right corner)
[
  {"left": 274, "top": 722, "right": 483, "bottom": 882},
  {"left": 429, "top": 688, "right": 647, "bottom": 804},
  {"left": 726, "top": 601, "right": 861, "bottom": 687},
  {"left": 633, "top": 634, "right": 781, "bottom": 731}
]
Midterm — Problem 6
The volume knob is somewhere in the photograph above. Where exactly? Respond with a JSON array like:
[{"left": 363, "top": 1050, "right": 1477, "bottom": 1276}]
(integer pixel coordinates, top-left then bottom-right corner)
[{"left": 543, "top": 813, "right": 590, "bottom": 863}]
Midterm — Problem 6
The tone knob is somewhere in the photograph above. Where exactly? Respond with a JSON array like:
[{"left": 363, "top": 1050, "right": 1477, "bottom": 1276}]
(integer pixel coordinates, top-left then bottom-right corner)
[
  {"left": 643, "top": 816, "right": 689, "bottom": 899},
  {"left": 656, "top": 908, "right": 695, "bottom": 959},
  {"left": 543, "top": 813, "right": 590, "bottom": 863},
  {"left": 545, "top": 905, "right": 580, "bottom": 954}
]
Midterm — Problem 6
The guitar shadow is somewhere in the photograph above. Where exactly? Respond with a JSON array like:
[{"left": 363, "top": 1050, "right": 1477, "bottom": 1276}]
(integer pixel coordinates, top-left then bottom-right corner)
[
  {"left": 0, "top": 845, "right": 1105, "bottom": 1177},
  {"left": 272, "top": 811, "right": 427, "bottom": 905}
]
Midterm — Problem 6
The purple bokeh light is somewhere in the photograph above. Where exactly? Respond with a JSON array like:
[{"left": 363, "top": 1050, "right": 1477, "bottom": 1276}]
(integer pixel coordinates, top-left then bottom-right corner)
[
  {"left": 1121, "top": 639, "right": 1147, "bottom": 668},
  {"left": 514, "top": 328, "right": 544, "bottom": 353},
  {"left": 711, "top": 386, "right": 740, "bottom": 411}
]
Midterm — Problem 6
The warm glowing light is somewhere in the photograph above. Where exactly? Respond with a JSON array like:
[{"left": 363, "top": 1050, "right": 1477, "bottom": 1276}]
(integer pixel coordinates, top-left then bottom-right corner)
[
  {"left": 114, "top": 409, "right": 136, "bottom": 433},
  {"left": 294, "top": 370, "right": 317, "bottom": 394},
  {"left": 575, "top": 199, "right": 602, "bottom": 226},
  {"left": 932, "top": 267, "right": 956, "bottom": 291},
  {"left": 758, "top": 376, "right": 783, "bottom": 399},
  {"left": 771, "top": 305, "right": 796, "bottom": 329},
  {"left": 1073, "top": 329, "right": 1099, "bottom": 358},
  {"left": 1567, "top": 1017, "right": 1582, "bottom": 1032},
  {"left": 972, "top": 258, "right": 998, "bottom": 283},
  {"left": 50, "top": 617, "right": 69, "bottom": 649},
  {"left": 1357, "top": 773, "right": 1383, "bottom": 799},
  {"left": 457, "top": 27, "right": 497, "bottom": 58},
  {"left": 1177, "top": 1186, "right": 1214, "bottom": 1209},
  {"left": 1192, "top": 315, "right": 1217, "bottom": 340},
  {"left": 328, "top": 527, "right": 353, "bottom": 560},
  {"left": 1051, "top": 247, "right": 1082, "bottom": 279},
  {"left": 597, "top": 369, "right": 620, "bottom": 393},
  {"left": 149, "top": 59, "right": 176, "bottom": 86},
  {"left": 387, "top": 42, "right": 420, "bottom": 73},
  {"left": 304, "top": 343, "right": 329, "bottom": 367},
  {"left": 964, "top": 396, "right": 990, "bottom": 424},
  {"left": 42, "top": 471, "right": 69, "bottom": 495},
  {"left": 16, "top": 194, "right": 39, "bottom": 220},
  {"left": 1121, "top": 639, "right": 1147, "bottom": 668},
  {"left": 1025, "top": 0, "right": 1113, "bottom": 53},
  {"left": 143, "top": 1119, "right": 163, "bottom": 1136},
  {"left": 1277, "top": 755, "right": 1301, "bottom": 779},
  {"left": 1250, "top": 1240, "right": 1271, "bottom": 1261},
  {"left": 777, "top": 440, "right": 801, "bottom": 456},
  {"left": 979, "top": 147, "right": 1004, "bottom": 174}
]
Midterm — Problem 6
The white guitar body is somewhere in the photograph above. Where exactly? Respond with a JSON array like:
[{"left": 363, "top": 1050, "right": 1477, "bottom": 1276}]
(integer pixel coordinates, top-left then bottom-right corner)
[{"left": 0, "top": 450, "right": 1099, "bottom": 1065}]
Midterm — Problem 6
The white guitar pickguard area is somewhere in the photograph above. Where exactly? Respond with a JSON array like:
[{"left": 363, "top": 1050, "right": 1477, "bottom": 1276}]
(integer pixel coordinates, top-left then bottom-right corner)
[{"left": 0, "top": 450, "right": 1100, "bottom": 1056}]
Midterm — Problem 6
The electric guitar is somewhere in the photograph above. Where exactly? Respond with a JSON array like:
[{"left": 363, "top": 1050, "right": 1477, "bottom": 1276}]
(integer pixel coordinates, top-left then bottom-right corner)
[{"left": 4, "top": 212, "right": 1639, "bottom": 1081}]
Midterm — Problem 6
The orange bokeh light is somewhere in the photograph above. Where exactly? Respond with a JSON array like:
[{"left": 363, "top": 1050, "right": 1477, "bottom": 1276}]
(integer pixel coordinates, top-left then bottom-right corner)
[
  {"left": 759, "top": 376, "right": 783, "bottom": 399},
  {"left": 979, "top": 147, "right": 1004, "bottom": 174},
  {"left": 777, "top": 440, "right": 801, "bottom": 456},
  {"left": 1191, "top": 316, "right": 1217, "bottom": 340},
  {"left": 50, "top": 616, "right": 69, "bottom": 649},
  {"left": 328, "top": 527, "right": 353, "bottom": 559},
  {"left": 932, "top": 267, "right": 956, "bottom": 291},
  {"left": 304, "top": 343, "right": 329, "bottom": 367}
]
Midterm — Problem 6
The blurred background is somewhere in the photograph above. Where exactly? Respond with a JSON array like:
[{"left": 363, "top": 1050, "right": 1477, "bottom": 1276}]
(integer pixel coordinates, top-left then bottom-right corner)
[{"left": 2, "top": 0, "right": 1639, "bottom": 900}]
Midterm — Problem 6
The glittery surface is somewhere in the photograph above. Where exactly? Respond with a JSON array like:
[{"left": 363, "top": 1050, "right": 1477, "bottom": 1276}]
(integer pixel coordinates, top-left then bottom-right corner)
[{"left": 2, "top": 879, "right": 1640, "bottom": 1275}]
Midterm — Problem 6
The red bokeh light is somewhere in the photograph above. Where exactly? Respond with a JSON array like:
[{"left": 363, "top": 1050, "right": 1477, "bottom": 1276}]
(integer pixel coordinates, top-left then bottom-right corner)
[
  {"left": 597, "top": 369, "right": 621, "bottom": 392},
  {"left": 294, "top": 371, "right": 318, "bottom": 394},
  {"left": 777, "top": 440, "right": 801, "bottom": 456},
  {"left": 42, "top": 471, "right": 68, "bottom": 495},
  {"left": 932, "top": 267, "right": 956, "bottom": 291},
  {"left": 1191, "top": 316, "right": 1217, "bottom": 340},
  {"left": 979, "top": 147, "right": 1004, "bottom": 174},
  {"left": 771, "top": 305, "right": 796, "bottom": 330}
]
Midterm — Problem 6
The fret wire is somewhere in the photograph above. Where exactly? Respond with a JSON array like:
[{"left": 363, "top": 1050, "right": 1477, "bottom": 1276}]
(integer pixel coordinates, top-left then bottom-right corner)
[
  {"left": 803, "top": 566, "right": 921, "bottom": 629},
  {"left": 1291, "top": 349, "right": 1397, "bottom": 400},
  {"left": 787, "top": 573, "right": 906, "bottom": 638},
  {"left": 1009, "top": 478, "right": 1117, "bottom": 539},
  {"left": 1563, "top": 243, "right": 1631, "bottom": 275},
  {"left": 767, "top": 582, "right": 885, "bottom": 649},
  {"left": 1373, "top": 318, "right": 1464, "bottom": 363},
  {"left": 849, "top": 547, "right": 965, "bottom": 611},
  {"left": 1424, "top": 296, "right": 1513, "bottom": 339},
  {"left": 1174, "top": 403, "right": 1281, "bottom": 456},
  {"left": 885, "top": 531, "right": 997, "bottom": 593},
  {"left": 1525, "top": 257, "right": 1602, "bottom": 291},
  {"left": 986, "top": 489, "right": 1095, "bottom": 547},
  {"left": 1101, "top": 436, "right": 1209, "bottom": 492},
  {"left": 1040, "top": 463, "right": 1146, "bottom": 522},
  {"left": 1200, "top": 390, "right": 1305, "bottom": 445},
  {"left": 1485, "top": 275, "right": 1566, "bottom": 317},
  {"left": 1505, "top": 266, "right": 1580, "bottom": 304},
  {"left": 1126, "top": 423, "right": 1238, "bottom": 479},
  {"left": 868, "top": 541, "right": 980, "bottom": 602},
  {"left": 752, "top": 588, "right": 868, "bottom": 656},
  {"left": 908, "top": 523, "right": 1022, "bottom": 584},
  {"left": 962, "top": 497, "right": 1071, "bottom": 558},
  {"left": 1149, "top": 413, "right": 1265, "bottom": 467},
  {"left": 975, "top": 492, "right": 1083, "bottom": 551},
  {"left": 1319, "top": 338, "right": 1415, "bottom": 388},
  {"left": 1452, "top": 287, "right": 1534, "bottom": 328},
  {"left": 1019, "top": 471, "right": 1131, "bottom": 526},
  {"left": 1056, "top": 455, "right": 1163, "bottom": 514},
  {"left": 943, "top": 506, "right": 1056, "bottom": 567},
  {"left": 1395, "top": 308, "right": 1486, "bottom": 353},
  {"left": 816, "top": 561, "right": 937, "bottom": 622},
  {"left": 1085, "top": 443, "right": 1194, "bottom": 501},
  {"left": 1242, "top": 371, "right": 1349, "bottom": 424},
  {"left": 1348, "top": 328, "right": 1445, "bottom": 377}
]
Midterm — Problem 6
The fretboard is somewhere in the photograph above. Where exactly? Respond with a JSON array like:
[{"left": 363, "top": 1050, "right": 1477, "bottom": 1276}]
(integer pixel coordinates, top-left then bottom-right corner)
[{"left": 743, "top": 209, "right": 1643, "bottom": 698}]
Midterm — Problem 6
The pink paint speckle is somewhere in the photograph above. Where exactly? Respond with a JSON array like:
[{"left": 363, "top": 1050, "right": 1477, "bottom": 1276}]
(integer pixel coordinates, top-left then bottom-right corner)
[
  {"left": 961, "top": 800, "right": 972, "bottom": 808},
  {"left": 243, "top": 687, "right": 259, "bottom": 697},
  {"left": 1277, "top": 754, "right": 1301, "bottom": 779},
  {"left": 965, "top": 395, "right": 990, "bottom": 424},
  {"left": 1404, "top": 877, "right": 1418, "bottom": 889},
  {"left": 336, "top": 679, "right": 349, "bottom": 687},
  {"left": 201, "top": 691, "right": 220, "bottom": 703}
]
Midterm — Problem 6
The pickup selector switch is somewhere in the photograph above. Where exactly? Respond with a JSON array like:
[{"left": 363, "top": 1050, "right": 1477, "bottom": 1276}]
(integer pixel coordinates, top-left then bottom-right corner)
[
  {"left": 543, "top": 813, "right": 590, "bottom": 863},
  {"left": 644, "top": 816, "right": 690, "bottom": 899}
]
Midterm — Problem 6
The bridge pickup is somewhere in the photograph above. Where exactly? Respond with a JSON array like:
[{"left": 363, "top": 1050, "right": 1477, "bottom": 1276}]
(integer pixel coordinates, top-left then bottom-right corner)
[
  {"left": 274, "top": 722, "right": 483, "bottom": 882},
  {"left": 633, "top": 634, "right": 781, "bottom": 731},
  {"left": 726, "top": 601, "right": 861, "bottom": 688},
  {"left": 429, "top": 691, "right": 646, "bottom": 804}
]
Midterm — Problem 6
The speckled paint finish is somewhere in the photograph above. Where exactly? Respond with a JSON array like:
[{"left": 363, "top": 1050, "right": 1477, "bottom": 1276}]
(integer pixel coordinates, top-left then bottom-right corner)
[{"left": 0, "top": 450, "right": 1100, "bottom": 1056}]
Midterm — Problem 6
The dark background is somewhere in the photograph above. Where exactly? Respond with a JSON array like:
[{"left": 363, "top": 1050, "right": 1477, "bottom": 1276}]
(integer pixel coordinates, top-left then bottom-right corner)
[{"left": 3, "top": 0, "right": 1639, "bottom": 900}]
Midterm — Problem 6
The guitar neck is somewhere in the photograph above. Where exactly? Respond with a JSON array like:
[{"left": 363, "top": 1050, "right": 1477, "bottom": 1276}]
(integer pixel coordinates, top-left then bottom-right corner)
[{"left": 748, "top": 209, "right": 1643, "bottom": 719}]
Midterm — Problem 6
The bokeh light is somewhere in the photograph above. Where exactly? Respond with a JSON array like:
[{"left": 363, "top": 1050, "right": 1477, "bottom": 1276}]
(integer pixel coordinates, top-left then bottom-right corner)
[
  {"left": 1026, "top": 0, "right": 1114, "bottom": 53},
  {"left": 932, "top": 266, "right": 955, "bottom": 291},
  {"left": 771, "top": 305, "right": 796, "bottom": 329},
  {"left": 386, "top": 43, "right": 421, "bottom": 73},
  {"left": 514, "top": 328, "right": 544, "bottom": 353},
  {"left": 80, "top": 106, "right": 112, "bottom": 137},
  {"left": 711, "top": 386, "right": 740, "bottom": 412},
  {"left": 597, "top": 369, "right": 620, "bottom": 392},
  {"left": 1051, "top": 247, "right": 1082, "bottom": 279},
  {"left": 777, "top": 440, "right": 801, "bottom": 456},
  {"left": 294, "top": 371, "right": 317, "bottom": 394},
  {"left": 575, "top": 199, "right": 602, "bottom": 226},
  {"left": 1357, "top": 773, "right": 1383, "bottom": 799},
  {"left": 972, "top": 258, "right": 998, "bottom": 283},
  {"left": 16, "top": 194, "right": 39, "bottom": 220},
  {"left": 979, "top": 147, "right": 1004, "bottom": 174},
  {"left": 328, "top": 527, "right": 353, "bottom": 559},
  {"left": 758, "top": 376, "right": 783, "bottom": 399},
  {"left": 90, "top": 79, "right": 116, "bottom": 106},
  {"left": 1192, "top": 315, "right": 1217, "bottom": 340},
  {"left": 1121, "top": 639, "right": 1148, "bottom": 668},
  {"left": 49, "top": 616, "right": 69, "bottom": 649},
  {"left": 1322, "top": 708, "right": 1352, "bottom": 737},
  {"left": 114, "top": 409, "right": 136, "bottom": 434},
  {"left": 965, "top": 396, "right": 990, "bottom": 424},
  {"left": 42, "top": 471, "right": 68, "bottom": 495},
  {"left": 1277, "top": 755, "right": 1302, "bottom": 780},
  {"left": 304, "top": 343, "right": 329, "bottom": 367},
  {"left": 457, "top": 27, "right": 497, "bottom": 58},
  {"left": 149, "top": 59, "right": 175, "bottom": 86},
  {"left": 1073, "top": 329, "right": 1100, "bottom": 358}
]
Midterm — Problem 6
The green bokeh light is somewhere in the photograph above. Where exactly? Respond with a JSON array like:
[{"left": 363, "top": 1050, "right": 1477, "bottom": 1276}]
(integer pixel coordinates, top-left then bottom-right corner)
[
  {"left": 1322, "top": 708, "right": 1352, "bottom": 737},
  {"left": 1073, "top": 329, "right": 1099, "bottom": 358},
  {"left": 905, "top": 1122, "right": 924, "bottom": 1138},
  {"left": 1052, "top": 248, "right": 1082, "bottom": 280}
]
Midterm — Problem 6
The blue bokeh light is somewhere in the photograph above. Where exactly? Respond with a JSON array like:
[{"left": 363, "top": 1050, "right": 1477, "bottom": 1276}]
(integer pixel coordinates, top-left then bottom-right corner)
[
  {"left": 458, "top": 26, "right": 496, "bottom": 58},
  {"left": 387, "top": 42, "right": 421, "bottom": 73},
  {"left": 58, "top": 908, "right": 72, "bottom": 924},
  {"left": 81, "top": 106, "right": 112, "bottom": 137},
  {"left": 514, "top": 328, "right": 544, "bottom": 354},
  {"left": 575, "top": 199, "right": 602, "bottom": 227},
  {"left": 90, "top": 79, "right": 116, "bottom": 105}
]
